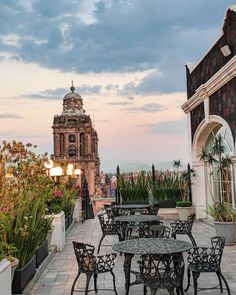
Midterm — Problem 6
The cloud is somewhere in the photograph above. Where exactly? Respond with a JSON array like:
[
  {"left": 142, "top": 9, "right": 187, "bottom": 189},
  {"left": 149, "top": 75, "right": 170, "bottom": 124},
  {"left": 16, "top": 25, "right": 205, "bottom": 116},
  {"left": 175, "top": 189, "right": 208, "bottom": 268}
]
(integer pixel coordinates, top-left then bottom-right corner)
[
  {"left": 17, "top": 85, "right": 102, "bottom": 100},
  {"left": 0, "top": 0, "right": 234, "bottom": 94},
  {"left": 0, "top": 113, "right": 23, "bottom": 119},
  {"left": 125, "top": 103, "right": 165, "bottom": 113},
  {"left": 143, "top": 119, "right": 187, "bottom": 135},
  {"left": 108, "top": 101, "right": 131, "bottom": 106}
]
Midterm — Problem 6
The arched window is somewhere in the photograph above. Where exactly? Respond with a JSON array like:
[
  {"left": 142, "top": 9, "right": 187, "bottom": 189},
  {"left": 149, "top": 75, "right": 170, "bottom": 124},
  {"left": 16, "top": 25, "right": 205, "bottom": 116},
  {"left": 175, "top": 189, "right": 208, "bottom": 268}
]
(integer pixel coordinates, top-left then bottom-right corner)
[
  {"left": 204, "top": 126, "right": 233, "bottom": 204},
  {"left": 69, "top": 134, "right": 76, "bottom": 143},
  {"left": 68, "top": 145, "right": 76, "bottom": 157},
  {"left": 80, "top": 133, "right": 85, "bottom": 156},
  {"left": 60, "top": 133, "right": 64, "bottom": 157}
]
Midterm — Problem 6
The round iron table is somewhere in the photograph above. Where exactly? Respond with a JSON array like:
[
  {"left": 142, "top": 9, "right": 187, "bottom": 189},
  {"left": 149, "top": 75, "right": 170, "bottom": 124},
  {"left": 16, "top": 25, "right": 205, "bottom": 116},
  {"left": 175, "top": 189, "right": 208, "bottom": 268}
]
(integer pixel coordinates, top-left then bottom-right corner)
[
  {"left": 112, "top": 204, "right": 150, "bottom": 215},
  {"left": 112, "top": 237, "right": 192, "bottom": 295},
  {"left": 114, "top": 215, "right": 161, "bottom": 240}
]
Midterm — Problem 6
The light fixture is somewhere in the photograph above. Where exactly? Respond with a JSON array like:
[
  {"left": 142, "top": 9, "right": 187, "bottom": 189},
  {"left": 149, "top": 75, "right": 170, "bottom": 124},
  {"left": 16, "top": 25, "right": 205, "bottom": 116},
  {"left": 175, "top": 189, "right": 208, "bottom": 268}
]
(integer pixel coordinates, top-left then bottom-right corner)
[
  {"left": 44, "top": 160, "right": 54, "bottom": 169},
  {"left": 220, "top": 45, "right": 231, "bottom": 57},
  {"left": 74, "top": 168, "right": 82, "bottom": 175},
  {"left": 49, "top": 167, "right": 63, "bottom": 177}
]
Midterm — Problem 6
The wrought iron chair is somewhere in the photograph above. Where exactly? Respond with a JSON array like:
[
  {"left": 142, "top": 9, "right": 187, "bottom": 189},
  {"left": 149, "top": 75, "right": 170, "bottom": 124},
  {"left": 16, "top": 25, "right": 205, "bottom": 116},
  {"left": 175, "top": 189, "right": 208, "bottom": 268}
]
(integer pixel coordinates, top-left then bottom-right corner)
[
  {"left": 103, "top": 204, "right": 115, "bottom": 220},
  {"left": 138, "top": 223, "right": 171, "bottom": 238},
  {"left": 185, "top": 236, "right": 231, "bottom": 295},
  {"left": 138, "top": 253, "right": 185, "bottom": 295},
  {"left": 170, "top": 213, "right": 196, "bottom": 246},
  {"left": 71, "top": 241, "right": 118, "bottom": 295},
  {"left": 147, "top": 203, "right": 160, "bottom": 215},
  {"left": 97, "top": 213, "right": 121, "bottom": 253}
]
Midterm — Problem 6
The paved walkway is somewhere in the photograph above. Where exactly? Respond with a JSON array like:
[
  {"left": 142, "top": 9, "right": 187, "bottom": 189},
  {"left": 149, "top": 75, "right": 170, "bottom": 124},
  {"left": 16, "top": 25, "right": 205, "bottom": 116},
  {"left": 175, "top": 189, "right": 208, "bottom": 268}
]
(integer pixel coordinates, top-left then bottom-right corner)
[{"left": 30, "top": 215, "right": 236, "bottom": 295}]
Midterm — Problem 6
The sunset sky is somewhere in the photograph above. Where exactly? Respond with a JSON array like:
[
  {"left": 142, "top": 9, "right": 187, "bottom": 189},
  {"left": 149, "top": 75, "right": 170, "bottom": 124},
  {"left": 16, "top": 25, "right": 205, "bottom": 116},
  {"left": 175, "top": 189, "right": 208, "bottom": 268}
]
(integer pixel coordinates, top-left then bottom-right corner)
[{"left": 0, "top": 0, "right": 234, "bottom": 172}]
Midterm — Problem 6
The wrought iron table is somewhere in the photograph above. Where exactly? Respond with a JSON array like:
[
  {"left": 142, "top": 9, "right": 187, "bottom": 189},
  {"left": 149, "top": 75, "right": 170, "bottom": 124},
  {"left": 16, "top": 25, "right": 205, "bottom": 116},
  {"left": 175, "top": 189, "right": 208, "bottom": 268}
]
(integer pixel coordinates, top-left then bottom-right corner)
[
  {"left": 112, "top": 204, "right": 150, "bottom": 215},
  {"left": 112, "top": 237, "right": 192, "bottom": 295},
  {"left": 114, "top": 215, "right": 161, "bottom": 240}
]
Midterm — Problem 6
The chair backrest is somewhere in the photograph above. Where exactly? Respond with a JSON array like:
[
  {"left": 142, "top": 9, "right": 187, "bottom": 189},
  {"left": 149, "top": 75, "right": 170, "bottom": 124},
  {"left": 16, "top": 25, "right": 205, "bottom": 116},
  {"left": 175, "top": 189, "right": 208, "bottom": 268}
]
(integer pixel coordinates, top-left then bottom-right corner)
[
  {"left": 104, "top": 205, "right": 115, "bottom": 219},
  {"left": 72, "top": 241, "right": 96, "bottom": 273},
  {"left": 98, "top": 213, "right": 120, "bottom": 235},
  {"left": 211, "top": 236, "right": 225, "bottom": 265},
  {"left": 138, "top": 224, "right": 170, "bottom": 238},
  {"left": 138, "top": 254, "right": 184, "bottom": 289},
  {"left": 187, "top": 236, "right": 225, "bottom": 272},
  {"left": 187, "top": 213, "right": 195, "bottom": 230},
  {"left": 148, "top": 203, "right": 160, "bottom": 215}
]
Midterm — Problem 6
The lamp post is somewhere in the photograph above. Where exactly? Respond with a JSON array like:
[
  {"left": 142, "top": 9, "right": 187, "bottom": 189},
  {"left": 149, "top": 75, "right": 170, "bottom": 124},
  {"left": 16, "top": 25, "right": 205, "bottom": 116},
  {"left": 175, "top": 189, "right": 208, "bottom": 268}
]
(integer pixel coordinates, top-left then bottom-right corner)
[{"left": 44, "top": 160, "right": 82, "bottom": 184}]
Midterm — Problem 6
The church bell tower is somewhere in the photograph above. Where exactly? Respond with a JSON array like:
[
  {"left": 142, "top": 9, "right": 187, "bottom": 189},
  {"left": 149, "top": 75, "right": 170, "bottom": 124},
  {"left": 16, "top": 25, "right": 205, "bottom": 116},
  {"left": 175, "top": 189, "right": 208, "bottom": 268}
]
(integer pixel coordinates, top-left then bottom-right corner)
[{"left": 51, "top": 83, "right": 100, "bottom": 196}]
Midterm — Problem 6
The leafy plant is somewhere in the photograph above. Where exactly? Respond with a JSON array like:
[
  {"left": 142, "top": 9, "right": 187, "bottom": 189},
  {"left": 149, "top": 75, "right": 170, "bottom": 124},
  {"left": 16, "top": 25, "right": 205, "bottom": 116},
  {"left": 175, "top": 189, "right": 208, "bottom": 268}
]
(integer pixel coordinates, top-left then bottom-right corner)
[
  {"left": 176, "top": 201, "right": 192, "bottom": 207},
  {"left": 208, "top": 201, "right": 236, "bottom": 222},
  {"left": 199, "top": 133, "right": 235, "bottom": 221}
]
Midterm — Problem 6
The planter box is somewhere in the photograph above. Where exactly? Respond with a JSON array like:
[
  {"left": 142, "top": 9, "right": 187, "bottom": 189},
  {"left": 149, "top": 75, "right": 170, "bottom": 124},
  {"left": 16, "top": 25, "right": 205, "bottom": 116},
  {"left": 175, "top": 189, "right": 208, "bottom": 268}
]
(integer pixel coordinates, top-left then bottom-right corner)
[
  {"left": 121, "top": 200, "right": 149, "bottom": 205},
  {"left": 46, "top": 211, "right": 65, "bottom": 251},
  {"left": 176, "top": 206, "right": 193, "bottom": 220},
  {"left": 214, "top": 221, "right": 236, "bottom": 245},
  {"left": 36, "top": 240, "right": 48, "bottom": 268},
  {"left": 158, "top": 200, "right": 176, "bottom": 208},
  {"left": 12, "top": 255, "right": 36, "bottom": 294},
  {"left": 0, "top": 259, "right": 11, "bottom": 295}
]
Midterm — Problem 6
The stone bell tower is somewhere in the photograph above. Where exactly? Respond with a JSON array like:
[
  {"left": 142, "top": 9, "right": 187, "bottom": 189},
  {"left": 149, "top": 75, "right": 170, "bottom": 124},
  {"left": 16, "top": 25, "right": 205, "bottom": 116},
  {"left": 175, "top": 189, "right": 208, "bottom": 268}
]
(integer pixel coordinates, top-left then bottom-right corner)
[{"left": 51, "top": 83, "right": 100, "bottom": 196}]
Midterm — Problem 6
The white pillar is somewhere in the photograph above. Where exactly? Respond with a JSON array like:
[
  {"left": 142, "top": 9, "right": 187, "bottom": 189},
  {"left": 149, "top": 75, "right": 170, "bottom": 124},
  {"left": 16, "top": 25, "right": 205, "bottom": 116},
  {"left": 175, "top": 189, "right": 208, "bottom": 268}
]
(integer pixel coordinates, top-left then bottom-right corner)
[
  {"left": 49, "top": 211, "right": 65, "bottom": 251},
  {"left": 192, "top": 161, "right": 208, "bottom": 220}
]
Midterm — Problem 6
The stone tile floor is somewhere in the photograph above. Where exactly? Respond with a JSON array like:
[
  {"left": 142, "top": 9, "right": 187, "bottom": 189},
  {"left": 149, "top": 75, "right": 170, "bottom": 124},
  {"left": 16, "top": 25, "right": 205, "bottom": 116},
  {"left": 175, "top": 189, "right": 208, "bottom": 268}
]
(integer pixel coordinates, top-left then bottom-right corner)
[{"left": 30, "top": 215, "right": 236, "bottom": 295}]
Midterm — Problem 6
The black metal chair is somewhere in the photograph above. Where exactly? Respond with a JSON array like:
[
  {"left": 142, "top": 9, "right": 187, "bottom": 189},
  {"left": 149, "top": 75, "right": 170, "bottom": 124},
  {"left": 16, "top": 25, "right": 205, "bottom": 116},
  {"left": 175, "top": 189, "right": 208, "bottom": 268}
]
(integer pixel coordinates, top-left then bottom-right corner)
[
  {"left": 185, "top": 236, "right": 231, "bottom": 295},
  {"left": 71, "top": 241, "right": 118, "bottom": 295},
  {"left": 97, "top": 213, "right": 121, "bottom": 253},
  {"left": 138, "top": 253, "right": 185, "bottom": 295},
  {"left": 147, "top": 203, "right": 160, "bottom": 215},
  {"left": 104, "top": 204, "right": 115, "bottom": 220},
  {"left": 170, "top": 213, "right": 196, "bottom": 246},
  {"left": 138, "top": 223, "right": 171, "bottom": 238}
]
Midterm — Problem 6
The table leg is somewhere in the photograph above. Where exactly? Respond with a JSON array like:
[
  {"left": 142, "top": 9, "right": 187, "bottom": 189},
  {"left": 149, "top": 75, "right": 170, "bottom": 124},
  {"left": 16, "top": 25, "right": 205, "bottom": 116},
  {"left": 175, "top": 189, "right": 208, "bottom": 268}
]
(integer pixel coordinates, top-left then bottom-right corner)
[{"left": 124, "top": 253, "right": 134, "bottom": 295}]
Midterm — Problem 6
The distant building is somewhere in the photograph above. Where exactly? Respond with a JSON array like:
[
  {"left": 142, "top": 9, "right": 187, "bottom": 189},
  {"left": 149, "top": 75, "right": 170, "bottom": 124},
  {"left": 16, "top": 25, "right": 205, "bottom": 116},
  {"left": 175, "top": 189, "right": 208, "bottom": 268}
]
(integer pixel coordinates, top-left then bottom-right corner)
[
  {"left": 51, "top": 84, "right": 100, "bottom": 196},
  {"left": 182, "top": 7, "right": 236, "bottom": 219}
]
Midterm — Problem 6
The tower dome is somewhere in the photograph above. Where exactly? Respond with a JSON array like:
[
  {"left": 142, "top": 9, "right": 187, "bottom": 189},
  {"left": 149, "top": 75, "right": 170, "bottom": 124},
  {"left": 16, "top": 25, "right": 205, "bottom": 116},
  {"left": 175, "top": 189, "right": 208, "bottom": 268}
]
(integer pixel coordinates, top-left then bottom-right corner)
[{"left": 62, "top": 85, "right": 84, "bottom": 116}]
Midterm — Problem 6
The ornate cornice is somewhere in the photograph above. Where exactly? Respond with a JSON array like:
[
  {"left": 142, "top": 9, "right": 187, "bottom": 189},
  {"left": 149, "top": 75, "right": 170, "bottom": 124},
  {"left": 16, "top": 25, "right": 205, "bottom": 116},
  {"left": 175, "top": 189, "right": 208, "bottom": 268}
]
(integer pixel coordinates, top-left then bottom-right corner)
[{"left": 182, "top": 55, "right": 236, "bottom": 113}]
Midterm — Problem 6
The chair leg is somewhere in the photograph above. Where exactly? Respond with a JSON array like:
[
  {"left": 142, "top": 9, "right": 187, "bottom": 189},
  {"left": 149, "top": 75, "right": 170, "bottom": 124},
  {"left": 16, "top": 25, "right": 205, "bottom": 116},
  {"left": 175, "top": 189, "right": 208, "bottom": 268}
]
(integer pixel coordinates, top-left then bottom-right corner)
[
  {"left": 85, "top": 273, "right": 93, "bottom": 295},
  {"left": 188, "top": 233, "right": 197, "bottom": 247},
  {"left": 97, "top": 234, "right": 105, "bottom": 254},
  {"left": 167, "top": 289, "right": 174, "bottom": 295},
  {"left": 217, "top": 271, "right": 231, "bottom": 295},
  {"left": 172, "top": 232, "right": 176, "bottom": 239},
  {"left": 150, "top": 288, "right": 157, "bottom": 295},
  {"left": 192, "top": 271, "right": 200, "bottom": 295},
  {"left": 185, "top": 268, "right": 191, "bottom": 292},
  {"left": 94, "top": 273, "right": 98, "bottom": 293},
  {"left": 216, "top": 271, "right": 223, "bottom": 292},
  {"left": 144, "top": 285, "right": 147, "bottom": 295},
  {"left": 71, "top": 272, "right": 81, "bottom": 295},
  {"left": 110, "top": 270, "right": 118, "bottom": 295}
]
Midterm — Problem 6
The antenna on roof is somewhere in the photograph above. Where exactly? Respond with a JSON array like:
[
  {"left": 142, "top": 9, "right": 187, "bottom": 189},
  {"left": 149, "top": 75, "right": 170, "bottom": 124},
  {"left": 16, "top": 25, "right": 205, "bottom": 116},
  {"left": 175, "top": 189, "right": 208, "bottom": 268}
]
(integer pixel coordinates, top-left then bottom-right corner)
[{"left": 70, "top": 80, "right": 75, "bottom": 92}]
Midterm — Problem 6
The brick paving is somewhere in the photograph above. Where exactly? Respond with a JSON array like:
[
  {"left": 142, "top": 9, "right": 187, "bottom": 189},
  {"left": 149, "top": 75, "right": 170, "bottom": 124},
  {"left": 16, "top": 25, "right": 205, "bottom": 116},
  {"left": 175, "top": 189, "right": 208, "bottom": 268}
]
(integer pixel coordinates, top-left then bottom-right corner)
[{"left": 30, "top": 215, "right": 236, "bottom": 295}]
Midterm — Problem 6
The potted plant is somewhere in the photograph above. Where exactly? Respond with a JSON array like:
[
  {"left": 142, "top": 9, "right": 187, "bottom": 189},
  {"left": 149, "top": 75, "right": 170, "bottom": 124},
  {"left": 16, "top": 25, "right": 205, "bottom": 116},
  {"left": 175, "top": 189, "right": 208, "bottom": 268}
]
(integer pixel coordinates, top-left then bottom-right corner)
[
  {"left": 173, "top": 160, "right": 196, "bottom": 220},
  {"left": 199, "top": 133, "right": 236, "bottom": 245}
]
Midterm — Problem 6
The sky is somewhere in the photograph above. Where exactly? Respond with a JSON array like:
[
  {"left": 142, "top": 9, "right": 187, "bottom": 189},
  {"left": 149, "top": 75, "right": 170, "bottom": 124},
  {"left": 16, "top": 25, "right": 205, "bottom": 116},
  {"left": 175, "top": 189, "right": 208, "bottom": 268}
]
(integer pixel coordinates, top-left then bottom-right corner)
[{"left": 0, "top": 0, "right": 235, "bottom": 172}]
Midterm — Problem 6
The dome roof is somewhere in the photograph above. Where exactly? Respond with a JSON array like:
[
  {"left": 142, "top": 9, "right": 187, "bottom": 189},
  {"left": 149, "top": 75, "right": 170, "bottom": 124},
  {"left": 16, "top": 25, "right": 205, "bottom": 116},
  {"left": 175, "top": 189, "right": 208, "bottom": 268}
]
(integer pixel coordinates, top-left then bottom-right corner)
[{"left": 62, "top": 85, "right": 84, "bottom": 116}]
